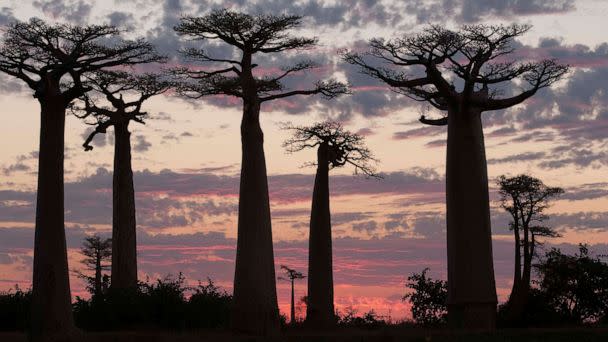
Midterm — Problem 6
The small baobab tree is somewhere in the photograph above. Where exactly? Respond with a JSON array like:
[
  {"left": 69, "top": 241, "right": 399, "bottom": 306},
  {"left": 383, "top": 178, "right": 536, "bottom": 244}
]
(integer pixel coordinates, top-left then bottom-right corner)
[
  {"left": 278, "top": 265, "right": 306, "bottom": 325},
  {"left": 74, "top": 71, "right": 171, "bottom": 290},
  {"left": 173, "top": 9, "right": 348, "bottom": 334},
  {"left": 497, "top": 174, "right": 563, "bottom": 323},
  {"left": 0, "top": 18, "right": 164, "bottom": 339},
  {"left": 342, "top": 24, "right": 568, "bottom": 329},
  {"left": 283, "top": 121, "right": 379, "bottom": 328},
  {"left": 75, "top": 235, "right": 112, "bottom": 296}
]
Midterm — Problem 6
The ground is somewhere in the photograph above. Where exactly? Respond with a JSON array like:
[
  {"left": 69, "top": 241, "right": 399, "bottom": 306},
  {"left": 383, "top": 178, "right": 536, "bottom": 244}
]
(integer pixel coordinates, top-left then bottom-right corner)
[{"left": 2, "top": 327, "right": 608, "bottom": 342}]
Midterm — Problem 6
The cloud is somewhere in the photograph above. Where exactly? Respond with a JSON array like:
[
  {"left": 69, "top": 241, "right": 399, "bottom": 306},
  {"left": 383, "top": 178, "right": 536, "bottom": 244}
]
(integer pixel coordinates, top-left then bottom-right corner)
[
  {"left": 403, "top": 0, "right": 575, "bottom": 23},
  {"left": 133, "top": 135, "right": 152, "bottom": 152},
  {"left": 32, "top": 0, "right": 92, "bottom": 24},
  {"left": 488, "top": 151, "right": 547, "bottom": 164},
  {"left": 352, "top": 220, "right": 378, "bottom": 233}
]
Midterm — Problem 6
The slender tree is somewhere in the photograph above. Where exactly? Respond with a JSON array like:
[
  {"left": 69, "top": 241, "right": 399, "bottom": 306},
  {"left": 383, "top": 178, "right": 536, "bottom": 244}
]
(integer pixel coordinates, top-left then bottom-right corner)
[
  {"left": 497, "top": 174, "right": 563, "bottom": 323},
  {"left": 75, "top": 71, "right": 171, "bottom": 290},
  {"left": 283, "top": 121, "right": 378, "bottom": 327},
  {"left": 173, "top": 10, "right": 348, "bottom": 334},
  {"left": 278, "top": 265, "right": 306, "bottom": 325},
  {"left": 75, "top": 235, "right": 112, "bottom": 296},
  {"left": 0, "top": 18, "right": 163, "bottom": 340},
  {"left": 342, "top": 24, "right": 568, "bottom": 329}
]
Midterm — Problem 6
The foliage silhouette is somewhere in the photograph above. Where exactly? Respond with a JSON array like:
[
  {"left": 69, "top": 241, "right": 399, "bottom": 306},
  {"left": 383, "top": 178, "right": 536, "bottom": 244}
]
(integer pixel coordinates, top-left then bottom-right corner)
[
  {"left": 73, "top": 274, "right": 232, "bottom": 331},
  {"left": 0, "top": 286, "right": 31, "bottom": 331},
  {"left": 403, "top": 268, "right": 448, "bottom": 326},
  {"left": 497, "top": 174, "right": 564, "bottom": 324},
  {"left": 343, "top": 23, "right": 568, "bottom": 330},
  {"left": 173, "top": 9, "right": 348, "bottom": 335},
  {"left": 0, "top": 18, "right": 164, "bottom": 340},
  {"left": 74, "top": 71, "right": 171, "bottom": 290},
  {"left": 283, "top": 121, "right": 378, "bottom": 328},
  {"left": 336, "top": 307, "right": 387, "bottom": 329},
  {"left": 74, "top": 235, "right": 112, "bottom": 296},
  {"left": 535, "top": 245, "right": 608, "bottom": 323}
]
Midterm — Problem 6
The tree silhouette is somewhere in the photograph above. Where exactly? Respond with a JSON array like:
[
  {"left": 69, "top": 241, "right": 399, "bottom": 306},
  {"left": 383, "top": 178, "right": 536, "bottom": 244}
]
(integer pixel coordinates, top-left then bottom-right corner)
[
  {"left": 342, "top": 24, "right": 568, "bottom": 329},
  {"left": 536, "top": 245, "right": 608, "bottom": 323},
  {"left": 74, "top": 71, "right": 171, "bottom": 290},
  {"left": 75, "top": 235, "right": 112, "bottom": 296},
  {"left": 173, "top": 9, "right": 348, "bottom": 334},
  {"left": 283, "top": 121, "right": 378, "bottom": 327},
  {"left": 403, "top": 268, "right": 448, "bottom": 326},
  {"left": 0, "top": 18, "right": 164, "bottom": 339},
  {"left": 497, "top": 174, "right": 563, "bottom": 323},
  {"left": 278, "top": 265, "right": 306, "bottom": 325}
]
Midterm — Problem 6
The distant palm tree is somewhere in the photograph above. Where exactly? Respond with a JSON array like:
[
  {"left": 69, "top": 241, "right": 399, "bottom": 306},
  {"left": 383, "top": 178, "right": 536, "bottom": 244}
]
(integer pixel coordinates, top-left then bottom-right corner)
[{"left": 278, "top": 265, "right": 306, "bottom": 325}]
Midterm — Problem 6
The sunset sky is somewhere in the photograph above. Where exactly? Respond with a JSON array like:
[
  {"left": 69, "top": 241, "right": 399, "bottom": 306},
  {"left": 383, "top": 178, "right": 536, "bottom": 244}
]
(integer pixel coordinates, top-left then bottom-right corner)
[{"left": 1, "top": 0, "right": 607, "bottom": 321}]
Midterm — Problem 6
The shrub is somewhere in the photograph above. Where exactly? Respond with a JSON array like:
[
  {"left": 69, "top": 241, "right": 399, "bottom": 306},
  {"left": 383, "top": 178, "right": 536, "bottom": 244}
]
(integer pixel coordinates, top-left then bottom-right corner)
[{"left": 0, "top": 286, "right": 31, "bottom": 331}]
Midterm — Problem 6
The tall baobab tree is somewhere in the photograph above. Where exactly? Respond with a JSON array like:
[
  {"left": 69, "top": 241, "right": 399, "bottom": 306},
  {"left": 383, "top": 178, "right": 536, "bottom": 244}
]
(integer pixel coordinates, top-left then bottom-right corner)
[
  {"left": 75, "top": 71, "right": 171, "bottom": 290},
  {"left": 283, "top": 121, "right": 379, "bottom": 328},
  {"left": 173, "top": 10, "right": 348, "bottom": 334},
  {"left": 342, "top": 24, "right": 568, "bottom": 329},
  {"left": 75, "top": 235, "right": 112, "bottom": 296},
  {"left": 497, "top": 174, "right": 563, "bottom": 323},
  {"left": 0, "top": 18, "right": 163, "bottom": 339},
  {"left": 278, "top": 265, "right": 306, "bottom": 325}
]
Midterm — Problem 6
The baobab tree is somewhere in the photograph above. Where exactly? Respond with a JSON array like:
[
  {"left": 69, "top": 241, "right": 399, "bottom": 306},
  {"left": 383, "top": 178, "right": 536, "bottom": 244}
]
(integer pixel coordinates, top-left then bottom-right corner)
[
  {"left": 75, "top": 71, "right": 171, "bottom": 290},
  {"left": 173, "top": 10, "right": 348, "bottom": 334},
  {"left": 497, "top": 174, "right": 563, "bottom": 323},
  {"left": 0, "top": 19, "right": 164, "bottom": 340},
  {"left": 278, "top": 265, "right": 306, "bottom": 325},
  {"left": 342, "top": 24, "right": 568, "bottom": 329},
  {"left": 75, "top": 235, "right": 112, "bottom": 296},
  {"left": 283, "top": 121, "right": 379, "bottom": 328}
]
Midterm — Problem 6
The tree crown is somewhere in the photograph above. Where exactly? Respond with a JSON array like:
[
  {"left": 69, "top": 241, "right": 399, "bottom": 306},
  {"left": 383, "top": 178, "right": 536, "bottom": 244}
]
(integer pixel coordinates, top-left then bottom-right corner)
[
  {"left": 73, "top": 70, "right": 171, "bottom": 151},
  {"left": 282, "top": 121, "right": 380, "bottom": 178},
  {"left": 0, "top": 18, "right": 165, "bottom": 104},
  {"left": 173, "top": 9, "right": 348, "bottom": 102},
  {"left": 497, "top": 174, "right": 564, "bottom": 237},
  {"left": 342, "top": 24, "right": 569, "bottom": 124},
  {"left": 278, "top": 265, "right": 305, "bottom": 281}
]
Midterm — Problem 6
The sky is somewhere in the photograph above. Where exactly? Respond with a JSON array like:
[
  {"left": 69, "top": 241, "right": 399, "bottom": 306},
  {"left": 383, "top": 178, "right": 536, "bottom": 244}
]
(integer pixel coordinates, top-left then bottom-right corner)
[{"left": 1, "top": 0, "right": 608, "bottom": 321}]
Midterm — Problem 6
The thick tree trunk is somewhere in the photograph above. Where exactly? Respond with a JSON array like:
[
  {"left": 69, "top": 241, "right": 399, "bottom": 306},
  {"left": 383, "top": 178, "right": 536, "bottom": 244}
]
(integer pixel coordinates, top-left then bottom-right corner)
[
  {"left": 230, "top": 97, "right": 279, "bottom": 335},
  {"left": 30, "top": 98, "right": 77, "bottom": 340},
  {"left": 446, "top": 105, "right": 497, "bottom": 330},
  {"left": 110, "top": 122, "right": 138, "bottom": 290},
  {"left": 306, "top": 143, "right": 335, "bottom": 328}
]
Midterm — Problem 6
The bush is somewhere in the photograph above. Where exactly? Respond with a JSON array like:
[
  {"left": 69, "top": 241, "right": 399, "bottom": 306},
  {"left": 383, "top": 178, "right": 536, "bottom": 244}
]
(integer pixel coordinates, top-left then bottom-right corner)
[
  {"left": 337, "top": 307, "right": 387, "bottom": 329},
  {"left": 0, "top": 286, "right": 31, "bottom": 331},
  {"left": 73, "top": 274, "right": 232, "bottom": 331},
  {"left": 403, "top": 268, "right": 447, "bottom": 326}
]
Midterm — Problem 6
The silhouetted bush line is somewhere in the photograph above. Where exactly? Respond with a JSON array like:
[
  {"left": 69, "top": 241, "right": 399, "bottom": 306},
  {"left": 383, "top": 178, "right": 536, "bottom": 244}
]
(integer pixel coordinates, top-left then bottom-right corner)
[
  {"left": 0, "top": 286, "right": 31, "bottom": 331},
  {"left": 404, "top": 246, "right": 608, "bottom": 328},
  {"left": 0, "top": 275, "right": 231, "bottom": 332},
  {"left": 73, "top": 274, "right": 231, "bottom": 331}
]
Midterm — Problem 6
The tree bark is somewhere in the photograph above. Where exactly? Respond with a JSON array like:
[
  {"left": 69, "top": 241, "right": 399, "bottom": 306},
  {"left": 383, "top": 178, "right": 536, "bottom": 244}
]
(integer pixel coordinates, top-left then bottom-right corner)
[
  {"left": 30, "top": 98, "right": 77, "bottom": 340},
  {"left": 446, "top": 105, "right": 497, "bottom": 330},
  {"left": 230, "top": 95, "right": 280, "bottom": 335},
  {"left": 110, "top": 121, "right": 138, "bottom": 290},
  {"left": 306, "top": 142, "right": 335, "bottom": 328}
]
